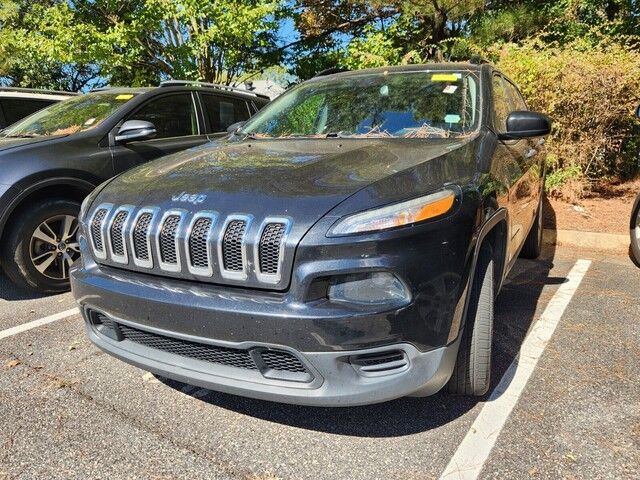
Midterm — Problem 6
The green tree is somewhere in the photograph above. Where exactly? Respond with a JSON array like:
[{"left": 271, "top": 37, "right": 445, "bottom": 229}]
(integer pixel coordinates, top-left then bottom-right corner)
[{"left": 0, "top": 0, "right": 283, "bottom": 90}]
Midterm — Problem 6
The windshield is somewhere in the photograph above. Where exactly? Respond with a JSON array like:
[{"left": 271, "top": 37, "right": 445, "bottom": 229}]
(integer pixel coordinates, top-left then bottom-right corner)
[
  {"left": 0, "top": 92, "right": 138, "bottom": 138},
  {"left": 241, "top": 70, "right": 480, "bottom": 139}
]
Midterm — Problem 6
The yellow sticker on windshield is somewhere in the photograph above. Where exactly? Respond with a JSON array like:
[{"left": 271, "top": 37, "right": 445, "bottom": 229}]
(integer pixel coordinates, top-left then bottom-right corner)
[
  {"left": 431, "top": 73, "right": 460, "bottom": 82},
  {"left": 115, "top": 94, "right": 134, "bottom": 100}
]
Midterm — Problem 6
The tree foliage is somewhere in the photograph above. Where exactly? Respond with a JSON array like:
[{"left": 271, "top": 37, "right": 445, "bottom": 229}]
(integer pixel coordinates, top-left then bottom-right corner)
[
  {"left": 497, "top": 38, "right": 640, "bottom": 188},
  {"left": 0, "top": 0, "right": 638, "bottom": 187},
  {"left": 0, "top": 0, "right": 281, "bottom": 88}
]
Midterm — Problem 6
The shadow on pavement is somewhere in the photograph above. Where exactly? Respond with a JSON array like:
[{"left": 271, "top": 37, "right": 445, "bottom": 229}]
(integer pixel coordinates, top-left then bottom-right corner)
[{"left": 161, "top": 198, "right": 565, "bottom": 437}]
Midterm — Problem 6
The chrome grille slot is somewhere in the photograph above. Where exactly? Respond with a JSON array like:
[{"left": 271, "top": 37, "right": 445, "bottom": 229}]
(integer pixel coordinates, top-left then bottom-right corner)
[
  {"left": 259, "top": 223, "right": 286, "bottom": 274},
  {"left": 133, "top": 213, "right": 153, "bottom": 261},
  {"left": 109, "top": 211, "right": 128, "bottom": 256},
  {"left": 90, "top": 208, "right": 108, "bottom": 253},
  {"left": 222, "top": 220, "right": 247, "bottom": 272},
  {"left": 159, "top": 215, "right": 181, "bottom": 265},
  {"left": 189, "top": 217, "right": 212, "bottom": 268}
]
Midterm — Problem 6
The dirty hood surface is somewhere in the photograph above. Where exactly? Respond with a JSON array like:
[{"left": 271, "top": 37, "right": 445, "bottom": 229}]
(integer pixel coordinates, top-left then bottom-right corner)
[{"left": 101, "top": 137, "right": 473, "bottom": 229}]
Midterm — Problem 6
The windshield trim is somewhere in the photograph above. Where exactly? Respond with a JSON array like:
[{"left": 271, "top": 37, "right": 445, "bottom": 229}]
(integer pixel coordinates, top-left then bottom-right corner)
[{"left": 239, "top": 69, "right": 483, "bottom": 140}]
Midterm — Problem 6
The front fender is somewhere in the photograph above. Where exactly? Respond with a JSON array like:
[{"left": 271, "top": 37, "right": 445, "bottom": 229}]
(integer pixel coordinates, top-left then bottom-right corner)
[{"left": 0, "top": 176, "right": 97, "bottom": 239}]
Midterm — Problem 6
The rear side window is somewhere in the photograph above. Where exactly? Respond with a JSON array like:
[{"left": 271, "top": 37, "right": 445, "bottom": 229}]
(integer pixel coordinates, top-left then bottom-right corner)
[
  {"left": 201, "top": 94, "right": 250, "bottom": 132},
  {"left": 127, "top": 93, "right": 198, "bottom": 139},
  {"left": 492, "top": 76, "right": 511, "bottom": 133},
  {"left": 0, "top": 98, "right": 57, "bottom": 126}
]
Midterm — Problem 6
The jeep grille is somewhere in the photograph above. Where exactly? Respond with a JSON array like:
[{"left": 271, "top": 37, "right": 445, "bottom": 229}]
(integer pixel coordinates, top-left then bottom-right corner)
[{"left": 87, "top": 205, "right": 291, "bottom": 287}]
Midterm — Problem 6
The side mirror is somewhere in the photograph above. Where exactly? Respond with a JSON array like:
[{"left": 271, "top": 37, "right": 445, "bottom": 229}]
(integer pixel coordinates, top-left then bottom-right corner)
[
  {"left": 499, "top": 111, "right": 551, "bottom": 140},
  {"left": 226, "top": 120, "right": 246, "bottom": 134},
  {"left": 115, "top": 120, "right": 157, "bottom": 144}
]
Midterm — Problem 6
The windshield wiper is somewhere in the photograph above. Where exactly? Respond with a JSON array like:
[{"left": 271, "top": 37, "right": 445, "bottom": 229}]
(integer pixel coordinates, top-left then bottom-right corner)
[{"left": 2, "top": 133, "right": 37, "bottom": 138}]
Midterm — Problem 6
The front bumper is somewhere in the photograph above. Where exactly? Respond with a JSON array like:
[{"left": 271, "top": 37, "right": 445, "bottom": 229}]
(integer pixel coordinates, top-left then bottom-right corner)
[{"left": 72, "top": 264, "right": 460, "bottom": 406}]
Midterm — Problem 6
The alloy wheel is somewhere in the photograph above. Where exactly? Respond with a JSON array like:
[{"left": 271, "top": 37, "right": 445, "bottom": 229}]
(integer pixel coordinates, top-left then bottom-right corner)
[{"left": 29, "top": 214, "right": 80, "bottom": 280}]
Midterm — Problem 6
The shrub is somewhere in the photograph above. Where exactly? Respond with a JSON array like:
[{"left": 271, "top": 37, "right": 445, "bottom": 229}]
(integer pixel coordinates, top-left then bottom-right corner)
[{"left": 495, "top": 38, "right": 640, "bottom": 196}]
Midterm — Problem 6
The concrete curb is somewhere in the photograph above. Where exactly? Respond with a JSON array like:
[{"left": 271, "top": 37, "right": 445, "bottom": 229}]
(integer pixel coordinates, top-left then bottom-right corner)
[{"left": 543, "top": 229, "right": 629, "bottom": 254}]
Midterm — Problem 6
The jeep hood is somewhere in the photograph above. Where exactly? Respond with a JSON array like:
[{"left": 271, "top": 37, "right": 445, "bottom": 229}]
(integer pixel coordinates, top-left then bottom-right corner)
[{"left": 101, "top": 137, "right": 474, "bottom": 227}]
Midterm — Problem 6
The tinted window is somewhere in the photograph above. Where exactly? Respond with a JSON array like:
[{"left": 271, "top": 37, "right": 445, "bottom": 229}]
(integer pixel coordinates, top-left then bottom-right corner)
[
  {"left": 1, "top": 98, "right": 57, "bottom": 125},
  {"left": 201, "top": 94, "right": 250, "bottom": 132},
  {"left": 503, "top": 80, "right": 527, "bottom": 111},
  {"left": 128, "top": 94, "right": 198, "bottom": 139},
  {"left": 492, "top": 76, "right": 511, "bottom": 133}
]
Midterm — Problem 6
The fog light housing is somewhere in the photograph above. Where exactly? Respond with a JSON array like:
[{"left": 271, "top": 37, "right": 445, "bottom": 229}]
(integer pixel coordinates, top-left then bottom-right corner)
[{"left": 328, "top": 272, "right": 410, "bottom": 307}]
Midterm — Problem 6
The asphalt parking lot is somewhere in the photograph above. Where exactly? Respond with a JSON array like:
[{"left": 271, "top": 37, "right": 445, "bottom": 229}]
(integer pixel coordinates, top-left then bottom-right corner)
[{"left": 0, "top": 244, "right": 638, "bottom": 480}]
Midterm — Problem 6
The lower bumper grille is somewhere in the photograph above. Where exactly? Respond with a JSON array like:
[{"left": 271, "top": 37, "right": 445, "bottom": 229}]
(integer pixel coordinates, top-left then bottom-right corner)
[
  {"left": 88, "top": 310, "right": 312, "bottom": 383},
  {"left": 118, "top": 323, "right": 258, "bottom": 370}
]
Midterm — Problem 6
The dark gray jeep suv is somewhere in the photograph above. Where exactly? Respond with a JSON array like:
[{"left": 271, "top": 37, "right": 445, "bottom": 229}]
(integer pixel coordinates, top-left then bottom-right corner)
[
  {"left": 0, "top": 81, "right": 268, "bottom": 292},
  {"left": 71, "top": 63, "right": 550, "bottom": 406}
]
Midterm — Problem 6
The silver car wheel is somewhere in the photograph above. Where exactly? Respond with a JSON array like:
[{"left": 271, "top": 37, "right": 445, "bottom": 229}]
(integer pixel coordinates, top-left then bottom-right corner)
[{"left": 29, "top": 214, "right": 80, "bottom": 280}]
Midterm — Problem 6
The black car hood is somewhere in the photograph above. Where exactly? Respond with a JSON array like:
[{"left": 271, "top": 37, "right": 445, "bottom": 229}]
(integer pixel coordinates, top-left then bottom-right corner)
[{"left": 102, "top": 137, "right": 474, "bottom": 227}]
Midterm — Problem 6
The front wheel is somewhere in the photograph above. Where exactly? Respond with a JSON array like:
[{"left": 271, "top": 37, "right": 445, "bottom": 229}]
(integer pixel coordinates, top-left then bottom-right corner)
[
  {"left": 1, "top": 199, "right": 81, "bottom": 293},
  {"left": 447, "top": 248, "right": 494, "bottom": 396},
  {"left": 631, "top": 193, "right": 640, "bottom": 266}
]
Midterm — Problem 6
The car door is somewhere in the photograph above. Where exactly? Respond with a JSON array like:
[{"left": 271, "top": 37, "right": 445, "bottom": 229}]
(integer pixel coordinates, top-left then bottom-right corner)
[
  {"left": 198, "top": 92, "right": 251, "bottom": 140},
  {"left": 110, "top": 92, "right": 210, "bottom": 173},
  {"left": 490, "top": 74, "right": 531, "bottom": 262},
  {"left": 503, "top": 79, "right": 544, "bottom": 234}
]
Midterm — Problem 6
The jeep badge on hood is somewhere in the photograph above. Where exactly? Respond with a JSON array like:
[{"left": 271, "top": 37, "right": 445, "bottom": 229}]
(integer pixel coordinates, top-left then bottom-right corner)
[{"left": 171, "top": 192, "right": 207, "bottom": 205}]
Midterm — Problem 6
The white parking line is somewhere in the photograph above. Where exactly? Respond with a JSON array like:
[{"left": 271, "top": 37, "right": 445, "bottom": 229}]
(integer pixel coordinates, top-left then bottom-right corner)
[
  {"left": 0, "top": 308, "right": 79, "bottom": 340},
  {"left": 440, "top": 259, "right": 591, "bottom": 480}
]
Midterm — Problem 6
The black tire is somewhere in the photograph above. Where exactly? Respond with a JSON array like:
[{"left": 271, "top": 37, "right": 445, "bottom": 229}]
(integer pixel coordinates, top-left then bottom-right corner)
[
  {"left": 631, "top": 193, "right": 640, "bottom": 267},
  {"left": 1, "top": 199, "right": 81, "bottom": 293},
  {"left": 447, "top": 248, "right": 494, "bottom": 396},
  {"left": 520, "top": 197, "right": 543, "bottom": 259}
]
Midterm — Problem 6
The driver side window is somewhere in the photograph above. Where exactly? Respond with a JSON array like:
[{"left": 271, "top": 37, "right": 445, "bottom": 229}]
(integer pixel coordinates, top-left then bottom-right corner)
[
  {"left": 127, "top": 94, "right": 198, "bottom": 139},
  {"left": 492, "top": 76, "right": 510, "bottom": 133}
]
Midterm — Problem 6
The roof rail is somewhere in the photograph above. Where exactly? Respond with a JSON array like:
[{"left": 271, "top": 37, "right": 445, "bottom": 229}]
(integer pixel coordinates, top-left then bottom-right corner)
[
  {"left": 89, "top": 87, "right": 113, "bottom": 92},
  {"left": 314, "top": 68, "right": 349, "bottom": 77},
  {"left": 0, "top": 87, "right": 78, "bottom": 96},
  {"left": 159, "top": 80, "right": 270, "bottom": 100}
]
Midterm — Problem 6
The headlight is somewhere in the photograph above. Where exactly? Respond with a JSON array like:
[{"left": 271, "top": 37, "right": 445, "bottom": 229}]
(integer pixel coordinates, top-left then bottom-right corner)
[
  {"left": 328, "top": 189, "right": 456, "bottom": 236},
  {"left": 328, "top": 272, "right": 410, "bottom": 307}
]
